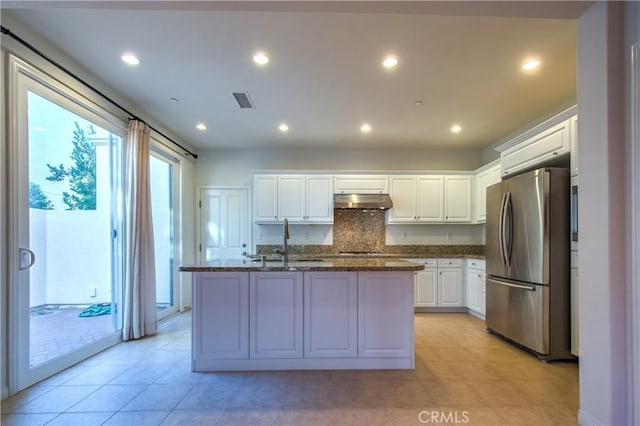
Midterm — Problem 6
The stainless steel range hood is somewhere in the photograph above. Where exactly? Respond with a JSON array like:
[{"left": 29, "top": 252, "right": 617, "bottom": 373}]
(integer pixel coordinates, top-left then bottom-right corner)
[{"left": 333, "top": 193, "right": 393, "bottom": 210}]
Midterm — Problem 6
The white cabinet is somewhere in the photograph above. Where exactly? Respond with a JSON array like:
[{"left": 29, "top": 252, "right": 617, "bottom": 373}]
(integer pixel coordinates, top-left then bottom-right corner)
[
  {"left": 570, "top": 115, "right": 578, "bottom": 177},
  {"left": 254, "top": 175, "right": 279, "bottom": 223},
  {"left": 408, "top": 258, "right": 465, "bottom": 309},
  {"left": 571, "top": 251, "right": 579, "bottom": 356},
  {"left": 465, "top": 259, "right": 486, "bottom": 317},
  {"left": 305, "top": 175, "right": 334, "bottom": 222},
  {"left": 413, "top": 259, "right": 438, "bottom": 307},
  {"left": 501, "top": 119, "right": 571, "bottom": 177},
  {"left": 358, "top": 272, "right": 414, "bottom": 358},
  {"left": 473, "top": 162, "right": 501, "bottom": 223},
  {"left": 334, "top": 175, "right": 389, "bottom": 194},
  {"left": 250, "top": 272, "right": 303, "bottom": 358},
  {"left": 388, "top": 175, "right": 444, "bottom": 223},
  {"left": 304, "top": 272, "right": 357, "bottom": 358},
  {"left": 278, "top": 175, "right": 305, "bottom": 222},
  {"left": 388, "top": 175, "right": 471, "bottom": 224},
  {"left": 254, "top": 174, "right": 333, "bottom": 224},
  {"left": 444, "top": 176, "right": 472, "bottom": 222},
  {"left": 193, "top": 272, "right": 249, "bottom": 360}
]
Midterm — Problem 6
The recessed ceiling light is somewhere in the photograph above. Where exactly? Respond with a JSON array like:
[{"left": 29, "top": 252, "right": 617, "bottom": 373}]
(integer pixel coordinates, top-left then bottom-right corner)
[
  {"left": 169, "top": 97, "right": 179, "bottom": 103},
  {"left": 196, "top": 123, "right": 207, "bottom": 131},
  {"left": 415, "top": 100, "right": 424, "bottom": 106},
  {"left": 382, "top": 55, "right": 398, "bottom": 69},
  {"left": 450, "top": 124, "right": 462, "bottom": 134},
  {"left": 521, "top": 58, "right": 542, "bottom": 72},
  {"left": 360, "top": 123, "right": 372, "bottom": 133},
  {"left": 278, "top": 123, "right": 289, "bottom": 133},
  {"left": 253, "top": 52, "right": 269, "bottom": 66},
  {"left": 121, "top": 53, "right": 139, "bottom": 66}
]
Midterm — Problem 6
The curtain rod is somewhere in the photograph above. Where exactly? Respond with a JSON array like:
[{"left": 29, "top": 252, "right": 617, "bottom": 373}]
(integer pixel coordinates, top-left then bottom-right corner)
[{"left": 1, "top": 25, "right": 198, "bottom": 159}]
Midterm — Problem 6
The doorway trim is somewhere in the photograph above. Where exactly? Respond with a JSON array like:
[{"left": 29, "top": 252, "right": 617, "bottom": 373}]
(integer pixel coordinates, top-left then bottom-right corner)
[{"left": 630, "top": 40, "right": 640, "bottom": 426}]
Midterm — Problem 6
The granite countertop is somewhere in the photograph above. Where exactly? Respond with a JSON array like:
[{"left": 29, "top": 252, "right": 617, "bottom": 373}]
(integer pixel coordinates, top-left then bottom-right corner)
[{"left": 180, "top": 257, "right": 425, "bottom": 272}]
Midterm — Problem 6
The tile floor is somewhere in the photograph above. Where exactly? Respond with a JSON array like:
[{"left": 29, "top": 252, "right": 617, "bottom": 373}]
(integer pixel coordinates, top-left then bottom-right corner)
[{"left": 1, "top": 312, "right": 579, "bottom": 425}]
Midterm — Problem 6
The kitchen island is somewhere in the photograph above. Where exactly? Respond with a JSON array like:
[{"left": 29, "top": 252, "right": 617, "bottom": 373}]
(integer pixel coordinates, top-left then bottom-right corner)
[{"left": 180, "top": 258, "right": 423, "bottom": 372}]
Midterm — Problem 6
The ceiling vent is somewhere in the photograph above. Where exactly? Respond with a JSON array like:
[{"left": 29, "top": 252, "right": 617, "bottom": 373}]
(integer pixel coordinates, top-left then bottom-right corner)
[{"left": 232, "top": 92, "right": 254, "bottom": 109}]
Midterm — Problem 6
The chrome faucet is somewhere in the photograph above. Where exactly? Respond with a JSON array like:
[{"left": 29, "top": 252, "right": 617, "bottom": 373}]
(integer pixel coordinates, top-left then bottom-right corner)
[{"left": 273, "top": 218, "right": 290, "bottom": 263}]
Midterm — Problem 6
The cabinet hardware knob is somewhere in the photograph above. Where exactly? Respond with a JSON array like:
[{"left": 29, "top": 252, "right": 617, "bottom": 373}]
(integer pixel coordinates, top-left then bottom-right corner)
[{"left": 274, "top": 216, "right": 277, "bottom": 219}]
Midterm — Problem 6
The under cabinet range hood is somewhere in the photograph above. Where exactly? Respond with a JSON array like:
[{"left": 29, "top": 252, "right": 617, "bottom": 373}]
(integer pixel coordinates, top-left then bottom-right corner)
[{"left": 333, "top": 193, "right": 393, "bottom": 210}]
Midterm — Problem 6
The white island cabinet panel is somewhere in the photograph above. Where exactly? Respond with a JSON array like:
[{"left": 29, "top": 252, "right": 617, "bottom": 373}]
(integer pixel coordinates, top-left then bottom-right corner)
[
  {"left": 193, "top": 272, "right": 249, "bottom": 360},
  {"left": 358, "top": 272, "right": 414, "bottom": 358},
  {"left": 250, "top": 272, "right": 303, "bottom": 358},
  {"left": 304, "top": 272, "right": 357, "bottom": 358}
]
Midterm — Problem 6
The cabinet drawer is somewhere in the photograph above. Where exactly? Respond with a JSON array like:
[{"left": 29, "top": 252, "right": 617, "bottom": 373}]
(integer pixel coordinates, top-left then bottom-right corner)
[
  {"left": 437, "top": 258, "right": 463, "bottom": 267},
  {"left": 407, "top": 258, "right": 437, "bottom": 267},
  {"left": 466, "top": 258, "right": 486, "bottom": 270}
]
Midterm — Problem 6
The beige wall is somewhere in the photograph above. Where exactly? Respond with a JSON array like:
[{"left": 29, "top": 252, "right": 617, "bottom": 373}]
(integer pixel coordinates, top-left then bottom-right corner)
[{"left": 195, "top": 147, "right": 484, "bottom": 187}]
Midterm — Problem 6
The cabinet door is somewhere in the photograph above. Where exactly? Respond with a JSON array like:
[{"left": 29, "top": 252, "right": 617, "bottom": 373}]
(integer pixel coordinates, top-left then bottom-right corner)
[
  {"left": 358, "top": 272, "right": 414, "bottom": 358},
  {"left": 254, "top": 175, "right": 278, "bottom": 222},
  {"left": 333, "top": 175, "right": 389, "bottom": 194},
  {"left": 414, "top": 269, "right": 437, "bottom": 307},
  {"left": 304, "top": 272, "right": 357, "bottom": 358},
  {"left": 250, "top": 272, "right": 303, "bottom": 358},
  {"left": 444, "top": 176, "right": 472, "bottom": 222},
  {"left": 571, "top": 267, "right": 579, "bottom": 356},
  {"left": 465, "top": 269, "right": 483, "bottom": 313},
  {"left": 388, "top": 176, "right": 417, "bottom": 223},
  {"left": 474, "top": 171, "right": 489, "bottom": 223},
  {"left": 278, "top": 176, "right": 305, "bottom": 222},
  {"left": 501, "top": 119, "right": 570, "bottom": 177},
  {"left": 438, "top": 268, "right": 464, "bottom": 307},
  {"left": 305, "top": 175, "right": 334, "bottom": 223},
  {"left": 416, "top": 176, "right": 444, "bottom": 222},
  {"left": 193, "top": 272, "right": 249, "bottom": 360}
]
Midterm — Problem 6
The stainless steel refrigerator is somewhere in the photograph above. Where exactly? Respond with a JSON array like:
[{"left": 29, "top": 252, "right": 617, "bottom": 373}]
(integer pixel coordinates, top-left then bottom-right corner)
[{"left": 486, "top": 167, "right": 573, "bottom": 360}]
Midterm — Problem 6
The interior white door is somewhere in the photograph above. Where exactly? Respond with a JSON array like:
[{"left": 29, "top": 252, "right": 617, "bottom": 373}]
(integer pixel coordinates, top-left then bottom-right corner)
[{"left": 199, "top": 188, "right": 249, "bottom": 262}]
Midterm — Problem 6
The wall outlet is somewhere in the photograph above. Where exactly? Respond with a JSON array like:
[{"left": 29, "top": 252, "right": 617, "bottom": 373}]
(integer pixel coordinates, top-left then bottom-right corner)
[
  {"left": 304, "top": 232, "right": 310, "bottom": 240},
  {"left": 89, "top": 287, "right": 97, "bottom": 298},
  {"left": 402, "top": 232, "right": 408, "bottom": 240},
  {"left": 447, "top": 232, "right": 452, "bottom": 241}
]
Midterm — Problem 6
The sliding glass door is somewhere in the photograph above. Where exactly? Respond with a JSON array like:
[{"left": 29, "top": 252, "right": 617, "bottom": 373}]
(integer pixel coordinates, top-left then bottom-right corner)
[
  {"left": 149, "top": 149, "right": 180, "bottom": 320},
  {"left": 10, "top": 57, "right": 124, "bottom": 392}
]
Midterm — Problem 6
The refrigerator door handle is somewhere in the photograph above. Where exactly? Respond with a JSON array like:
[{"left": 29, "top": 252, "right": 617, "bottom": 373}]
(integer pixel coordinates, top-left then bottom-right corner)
[
  {"left": 490, "top": 277, "right": 536, "bottom": 291},
  {"left": 504, "top": 192, "right": 513, "bottom": 267},
  {"left": 500, "top": 192, "right": 510, "bottom": 267},
  {"left": 498, "top": 193, "right": 506, "bottom": 266}
]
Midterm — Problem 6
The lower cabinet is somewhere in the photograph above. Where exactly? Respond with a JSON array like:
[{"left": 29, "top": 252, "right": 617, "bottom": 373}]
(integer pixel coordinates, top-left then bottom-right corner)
[
  {"left": 250, "top": 272, "right": 303, "bottom": 358},
  {"left": 358, "top": 272, "right": 414, "bottom": 358},
  {"left": 304, "top": 272, "right": 357, "bottom": 358},
  {"left": 410, "top": 259, "right": 465, "bottom": 310},
  {"left": 193, "top": 272, "right": 250, "bottom": 360},
  {"left": 192, "top": 270, "right": 415, "bottom": 371},
  {"left": 465, "top": 259, "right": 486, "bottom": 318}
]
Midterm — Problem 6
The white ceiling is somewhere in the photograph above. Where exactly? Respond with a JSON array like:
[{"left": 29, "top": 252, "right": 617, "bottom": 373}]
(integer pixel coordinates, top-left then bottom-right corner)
[{"left": 2, "top": 2, "right": 588, "bottom": 152}]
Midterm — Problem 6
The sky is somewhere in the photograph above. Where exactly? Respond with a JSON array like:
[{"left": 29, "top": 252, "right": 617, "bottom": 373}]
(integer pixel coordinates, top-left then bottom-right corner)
[{"left": 28, "top": 90, "right": 118, "bottom": 210}]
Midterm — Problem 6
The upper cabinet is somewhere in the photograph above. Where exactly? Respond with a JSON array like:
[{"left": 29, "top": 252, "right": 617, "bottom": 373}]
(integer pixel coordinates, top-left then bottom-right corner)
[
  {"left": 254, "top": 174, "right": 333, "bottom": 224},
  {"left": 387, "top": 175, "right": 470, "bottom": 224},
  {"left": 500, "top": 118, "right": 571, "bottom": 178},
  {"left": 443, "top": 176, "right": 472, "bottom": 222},
  {"left": 473, "top": 161, "right": 501, "bottom": 223},
  {"left": 333, "top": 175, "right": 388, "bottom": 194}
]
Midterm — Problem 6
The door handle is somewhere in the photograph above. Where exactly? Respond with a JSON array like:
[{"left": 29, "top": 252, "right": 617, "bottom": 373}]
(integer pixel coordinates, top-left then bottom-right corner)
[
  {"left": 19, "top": 248, "right": 36, "bottom": 270},
  {"left": 490, "top": 278, "right": 536, "bottom": 291},
  {"left": 504, "top": 192, "right": 513, "bottom": 267},
  {"left": 498, "top": 193, "right": 508, "bottom": 266}
]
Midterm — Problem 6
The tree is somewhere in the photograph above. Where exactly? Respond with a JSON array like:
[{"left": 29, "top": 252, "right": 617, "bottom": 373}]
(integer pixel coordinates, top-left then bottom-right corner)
[
  {"left": 29, "top": 182, "right": 54, "bottom": 210},
  {"left": 46, "top": 122, "right": 97, "bottom": 210}
]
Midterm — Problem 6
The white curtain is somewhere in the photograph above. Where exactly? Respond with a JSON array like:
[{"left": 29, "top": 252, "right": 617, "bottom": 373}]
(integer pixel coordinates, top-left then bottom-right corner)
[{"left": 122, "top": 120, "right": 157, "bottom": 340}]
